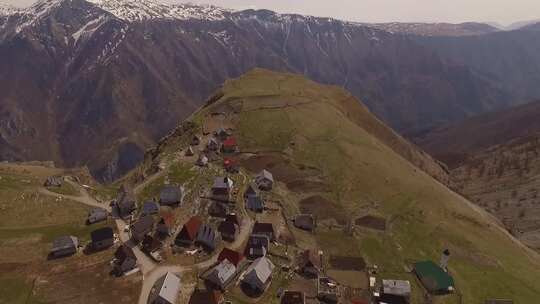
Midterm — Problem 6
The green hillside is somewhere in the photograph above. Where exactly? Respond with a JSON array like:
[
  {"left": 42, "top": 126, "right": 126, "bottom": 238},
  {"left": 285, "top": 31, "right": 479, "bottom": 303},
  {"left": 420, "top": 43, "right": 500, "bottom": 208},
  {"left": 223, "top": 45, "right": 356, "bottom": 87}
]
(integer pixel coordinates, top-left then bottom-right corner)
[{"left": 180, "top": 69, "right": 540, "bottom": 303}]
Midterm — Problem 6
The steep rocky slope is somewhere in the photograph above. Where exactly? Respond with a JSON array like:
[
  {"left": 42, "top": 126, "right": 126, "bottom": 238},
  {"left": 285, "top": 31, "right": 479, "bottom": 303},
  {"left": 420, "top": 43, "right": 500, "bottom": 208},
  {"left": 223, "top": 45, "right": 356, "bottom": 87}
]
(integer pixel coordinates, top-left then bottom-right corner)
[
  {"left": 134, "top": 69, "right": 540, "bottom": 303},
  {"left": 0, "top": 0, "right": 521, "bottom": 181}
]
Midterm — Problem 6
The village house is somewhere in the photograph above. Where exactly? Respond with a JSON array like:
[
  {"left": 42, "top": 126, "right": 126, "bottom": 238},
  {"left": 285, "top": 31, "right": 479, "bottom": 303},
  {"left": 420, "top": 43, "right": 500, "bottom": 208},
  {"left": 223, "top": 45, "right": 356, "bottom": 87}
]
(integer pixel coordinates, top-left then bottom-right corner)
[
  {"left": 142, "top": 235, "right": 162, "bottom": 256},
  {"left": 281, "top": 291, "right": 306, "bottom": 304},
  {"left": 218, "top": 220, "right": 238, "bottom": 242},
  {"left": 246, "top": 195, "right": 264, "bottom": 213},
  {"left": 189, "top": 289, "right": 224, "bottom": 304},
  {"left": 209, "top": 202, "right": 228, "bottom": 218},
  {"left": 159, "top": 185, "right": 183, "bottom": 207},
  {"left": 150, "top": 272, "right": 181, "bottom": 304},
  {"left": 185, "top": 146, "right": 195, "bottom": 156},
  {"left": 207, "top": 137, "right": 221, "bottom": 151},
  {"left": 142, "top": 201, "right": 160, "bottom": 216},
  {"left": 294, "top": 214, "right": 316, "bottom": 231},
  {"left": 44, "top": 176, "right": 63, "bottom": 187},
  {"left": 191, "top": 135, "right": 201, "bottom": 146},
  {"left": 255, "top": 169, "right": 274, "bottom": 191},
  {"left": 252, "top": 222, "right": 275, "bottom": 241},
  {"left": 221, "top": 137, "right": 238, "bottom": 154},
  {"left": 318, "top": 277, "right": 339, "bottom": 304},
  {"left": 218, "top": 248, "right": 244, "bottom": 267},
  {"left": 50, "top": 235, "right": 79, "bottom": 258},
  {"left": 196, "top": 224, "right": 217, "bottom": 252},
  {"left": 196, "top": 154, "right": 209, "bottom": 167},
  {"left": 298, "top": 249, "right": 322, "bottom": 278},
  {"left": 379, "top": 279, "right": 411, "bottom": 304},
  {"left": 112, "top": 245, "right": 137, "bottom": 276},
  {"left": 206, "top": 150, "right": 221, "bottom": 162},
  {"left": 241, "top": 256, "right": 275, "bottom": 295},
  {"left": 116, "top": 185, "right": 137, "bottom": 219},
  {"left": 90, "top": 227, "right": 114, "bottom": 251},
  {"left": 87, "top": 208, "right": 108, "bottom": 225},
  {"left": 244, "top": 183, "right": 259, "bottom": 199},
  {"left": 223, "top": 158, "right": 240, "bottom": 173},
  {"left": 131, "top": 216, "right": 155, "bottom": 243},
  {"left": 414, "top": 260, "right": 454, "bottom": 294},
  {"left": 157, "top": 212, "right": 175, "bottom": 237},
  {"left": 212, "top": 177, "right": 234, "bottom": 201},
  {"left": 246, "top": 234, "right": 270, "bottom": 259},
  {"left": 175, "top": 216, "right": 202, "bottom": 247},
  {"left": 205, "top": 259, "right": 237, "bottom": 290}
]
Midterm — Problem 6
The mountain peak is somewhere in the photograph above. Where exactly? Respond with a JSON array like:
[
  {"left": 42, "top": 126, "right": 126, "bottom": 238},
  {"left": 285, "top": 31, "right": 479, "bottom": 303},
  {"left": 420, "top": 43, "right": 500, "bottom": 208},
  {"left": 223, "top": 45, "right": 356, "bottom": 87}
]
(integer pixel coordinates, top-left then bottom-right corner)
[{"left": 86, "top": 0, "right": 232, "bottom": 22}]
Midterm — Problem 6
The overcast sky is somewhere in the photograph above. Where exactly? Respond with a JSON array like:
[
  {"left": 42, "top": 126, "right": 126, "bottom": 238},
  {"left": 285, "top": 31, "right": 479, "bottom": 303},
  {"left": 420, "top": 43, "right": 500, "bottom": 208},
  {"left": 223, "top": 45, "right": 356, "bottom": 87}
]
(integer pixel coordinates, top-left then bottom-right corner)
[{"left": 2, "top": 0, "right": 539, "bottom": 25}]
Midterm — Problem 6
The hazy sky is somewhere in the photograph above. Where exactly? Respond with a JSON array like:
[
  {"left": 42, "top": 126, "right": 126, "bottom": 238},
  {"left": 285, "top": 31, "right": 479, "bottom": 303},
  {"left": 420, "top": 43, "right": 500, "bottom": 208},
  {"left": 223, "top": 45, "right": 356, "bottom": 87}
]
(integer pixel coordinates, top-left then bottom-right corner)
[{"left": 2, "top": 0, "right": 539, "bottom": 25}]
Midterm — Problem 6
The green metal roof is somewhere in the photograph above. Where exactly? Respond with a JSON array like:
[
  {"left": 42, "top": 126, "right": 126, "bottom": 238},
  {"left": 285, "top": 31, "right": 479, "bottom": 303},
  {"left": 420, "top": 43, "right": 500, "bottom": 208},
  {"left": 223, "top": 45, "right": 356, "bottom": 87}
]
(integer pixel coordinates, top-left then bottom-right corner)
[{"left": 414, "top": 260, "right": 454, "bottom": 293}]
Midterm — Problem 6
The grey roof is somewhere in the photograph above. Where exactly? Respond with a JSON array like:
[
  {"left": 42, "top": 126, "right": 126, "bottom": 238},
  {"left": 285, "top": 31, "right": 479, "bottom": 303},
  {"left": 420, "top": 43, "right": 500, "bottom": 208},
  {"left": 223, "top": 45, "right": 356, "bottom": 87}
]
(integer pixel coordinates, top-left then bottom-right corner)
[
  {"left": 52, "top": 236, "right": 78, "bottom": 251},
  {"left": 117, "top": 186, "right": 136, "bottom": 212},
  {"left": 158, "top": 272, "right": 181, "bottom": 304},
  {"left": 213, "top": 177, "right": 234, "bottom": 190},
  {"left": 382, "top": 279, "right": 411, "bottom": 296},
  {"left": 247, "top": 196, "right": 264, "bottom": 211},
  {"left": 242, "top": 256, "right": 275, "bottom": 288},
  {"left": 90, "top": 208, "right": 108, "bottom": 216},
  {"left": 257, "top": 169, "right": 274, "bottom": 182},
  {"left": 142, "top": 201, "right": 160, "bottom": 215},
  {"left": 160, "top": 186, "right": 183, "bottom": 205},
  {"left": 45, "top": 176, "right": 63, "bottom": 187},
  {"left": 131, "top": 216, "right": 155, "bottom": 236},
  {"left": 294, "top": 214, "right": 315, "bottom": 230},
  {"left": 244, "top": 183, "right": 259, "bottom": 197},
  {"left": 196, "top": 224, "right": 216, "bottom": 250},
  {"left": 91, "top": 227, "right": 114, "bottom": 242},
  {"left": 206, "top": 259, "right": 236, "bottom": 286}
]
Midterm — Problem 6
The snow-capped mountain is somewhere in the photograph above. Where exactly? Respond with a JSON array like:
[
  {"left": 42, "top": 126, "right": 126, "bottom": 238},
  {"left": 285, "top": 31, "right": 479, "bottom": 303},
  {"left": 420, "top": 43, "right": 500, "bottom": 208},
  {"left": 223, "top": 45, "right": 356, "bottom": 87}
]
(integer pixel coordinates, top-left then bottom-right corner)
[
  {"left": 1, "top": 0, "right": 539, "bottom": 182},
  {"left": 0, "top": 3, "right": 20, "bottom": 16},
  {"left": 364, "top": 22, "right": 499, "bottom": 36}
]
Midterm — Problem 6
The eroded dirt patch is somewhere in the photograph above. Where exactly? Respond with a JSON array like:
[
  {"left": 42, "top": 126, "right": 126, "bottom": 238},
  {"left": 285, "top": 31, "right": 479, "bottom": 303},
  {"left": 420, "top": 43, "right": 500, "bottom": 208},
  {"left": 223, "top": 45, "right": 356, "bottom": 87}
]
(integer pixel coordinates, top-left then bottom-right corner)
[
  {"left": 299, "top": 195, "right": 347, "bottom": 225},
  {"left": 355, "top": 215, "right": 387, "bottom": 231},
  {"left": 329, "top": 256, "right": 366, "bottom": 271}
]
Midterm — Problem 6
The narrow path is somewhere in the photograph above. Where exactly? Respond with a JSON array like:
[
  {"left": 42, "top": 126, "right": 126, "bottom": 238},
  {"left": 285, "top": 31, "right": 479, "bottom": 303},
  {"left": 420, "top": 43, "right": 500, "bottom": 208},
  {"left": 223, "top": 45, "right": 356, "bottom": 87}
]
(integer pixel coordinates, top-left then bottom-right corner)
[{"left": 38, "top": 187, "right": 111, "bottom": 212}]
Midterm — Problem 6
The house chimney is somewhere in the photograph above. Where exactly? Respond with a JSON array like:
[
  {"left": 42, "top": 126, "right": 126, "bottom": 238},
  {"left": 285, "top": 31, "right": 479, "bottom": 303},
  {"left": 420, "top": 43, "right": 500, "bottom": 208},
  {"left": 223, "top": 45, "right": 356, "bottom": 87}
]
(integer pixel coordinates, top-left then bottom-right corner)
[{"left": 440, "top": 249, "right": 450, "bottom": 270}]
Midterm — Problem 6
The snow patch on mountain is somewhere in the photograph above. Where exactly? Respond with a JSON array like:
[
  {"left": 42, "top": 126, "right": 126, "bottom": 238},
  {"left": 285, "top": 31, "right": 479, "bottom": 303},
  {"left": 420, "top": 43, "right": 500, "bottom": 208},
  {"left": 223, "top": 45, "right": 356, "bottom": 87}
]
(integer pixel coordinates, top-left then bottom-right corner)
[
  {"left": 0, "top": 4, "right": 20, "bottom": 17},
  {"left": 87, "top": 0, "right": 232, "bottom": 22}
]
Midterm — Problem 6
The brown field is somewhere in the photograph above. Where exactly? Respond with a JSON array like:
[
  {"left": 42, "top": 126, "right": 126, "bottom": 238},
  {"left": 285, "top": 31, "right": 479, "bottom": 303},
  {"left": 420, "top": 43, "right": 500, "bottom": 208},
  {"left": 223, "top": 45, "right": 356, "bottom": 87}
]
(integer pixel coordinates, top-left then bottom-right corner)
[
  {"left": 299, "top": 195, "right": 347, "bottom": 225},
  {"left": 329, "top": 256, "right": 366, "bottom": 271},
  {"left": 355, "top": 215, "right": 387, "bottom": 231}
]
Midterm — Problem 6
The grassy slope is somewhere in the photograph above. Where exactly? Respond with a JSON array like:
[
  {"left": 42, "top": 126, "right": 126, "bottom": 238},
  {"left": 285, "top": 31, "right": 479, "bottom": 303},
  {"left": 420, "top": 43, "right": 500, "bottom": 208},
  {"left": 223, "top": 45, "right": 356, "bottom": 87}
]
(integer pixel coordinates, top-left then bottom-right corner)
[{"left": 199, "top": 69, "right": 540, "bottom": 303}]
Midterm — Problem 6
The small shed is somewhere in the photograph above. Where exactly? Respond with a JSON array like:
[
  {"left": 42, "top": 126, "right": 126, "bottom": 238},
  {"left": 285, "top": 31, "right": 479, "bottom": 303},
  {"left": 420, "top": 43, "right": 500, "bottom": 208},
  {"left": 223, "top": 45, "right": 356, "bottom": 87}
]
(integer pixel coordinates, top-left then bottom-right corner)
[
  {"left": 255, "top": 169, "right": 274, "bottom": 191},
  {"left": 241, "top": 256, "right": 275, "bottom": 294},
  {"left": 142, "top": 201, "right": 160, "bottom": 216},
  {"left": 131, "top": 216, "right": 155, "bottom": 243},
  {"left": 87, "top": 208, "right": 108, "bottom": 225},
  {"left": 50, "top": 236, "right": 79, "bottom": 258},
  {"left": 246, "top": 196, "right": 264, "bottom": 213},
  {"left": 252, "top": 222, "right": 275, "bottom": 241},
  {"left": 159, "top": 186, "right": 183, "bottom": 206},
  {"left": 113, "top": 245, "right": 137, "bottom": 276},
  {"left": 218, "top": 248, "right": 244, "bottom": 267},
  {"left": 196, "top": 224, "right": 217, "bottom": 252},
  {"left": 90, "top": 227, "right": 114, "bottom": 250},
  {"left": 414, "top": 261, "right": 454, "bottom": 294},
  {"left": 221, "top": 137, "right": 238, "bottom": 154},
  {"left": 294, "top": 214, "right": 315, "bottom": 231},
  {"left": 44, "top": 176, "right": 63, "bottom": 187},
  {"left": 281, "top": 291, "right": 305, "bottom": 304},
  {"left": 152, "top": 272, "right": 181, "bottom": 304},
  {"left": 185, "top": 146, "right": 195, "bottom": 156},
  {"left": 175, "top": 216, "right": 203, "bottom": 247},
  {"left": 218, "top": 220, "right": 238, "bottom": 242},
  {"left": 205, "top": 259, "right": 237, "bottom": 290},
  {"left": 196, "top": 154, "right": 209, "bottom": 167}
]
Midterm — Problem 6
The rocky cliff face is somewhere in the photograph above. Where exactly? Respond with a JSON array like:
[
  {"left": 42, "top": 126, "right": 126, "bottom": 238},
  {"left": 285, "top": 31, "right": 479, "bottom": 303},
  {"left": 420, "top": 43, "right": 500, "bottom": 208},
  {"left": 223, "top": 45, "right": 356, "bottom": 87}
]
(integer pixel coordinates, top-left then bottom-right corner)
[{"left": 0, "top": 0, "right": 537, "bottom": 181}]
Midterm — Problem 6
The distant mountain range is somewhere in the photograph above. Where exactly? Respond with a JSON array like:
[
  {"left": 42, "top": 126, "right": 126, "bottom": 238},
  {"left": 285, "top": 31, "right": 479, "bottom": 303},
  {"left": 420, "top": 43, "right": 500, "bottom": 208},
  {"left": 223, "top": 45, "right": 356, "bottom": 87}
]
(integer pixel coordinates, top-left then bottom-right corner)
[{"left": 2, "top": 0, "right": 540, "bottom": 181}]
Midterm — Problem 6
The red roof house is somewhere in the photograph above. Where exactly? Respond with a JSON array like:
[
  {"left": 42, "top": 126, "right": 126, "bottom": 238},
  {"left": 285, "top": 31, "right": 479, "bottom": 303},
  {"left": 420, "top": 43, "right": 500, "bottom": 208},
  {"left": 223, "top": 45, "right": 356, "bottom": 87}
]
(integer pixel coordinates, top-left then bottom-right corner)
[
  {"left": 218, "top": 248, "right": 244, "bottom": 267},
  {"left": 175, "top": 216, "right": 202, "bottom": 246},
  {"left": 222, "top": 137, "right": 238, "bottom": 153}
]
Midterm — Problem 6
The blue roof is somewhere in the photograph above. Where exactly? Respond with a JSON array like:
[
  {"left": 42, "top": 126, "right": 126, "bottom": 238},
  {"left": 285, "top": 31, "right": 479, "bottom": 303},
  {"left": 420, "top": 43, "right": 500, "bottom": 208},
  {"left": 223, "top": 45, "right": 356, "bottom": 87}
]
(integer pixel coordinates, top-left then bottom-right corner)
[
  {"left": 247, "top": 196, "right": 264, "bottom": 211},
  {"left": 142, "top": 202, "right": 160, "bottom": 214}
]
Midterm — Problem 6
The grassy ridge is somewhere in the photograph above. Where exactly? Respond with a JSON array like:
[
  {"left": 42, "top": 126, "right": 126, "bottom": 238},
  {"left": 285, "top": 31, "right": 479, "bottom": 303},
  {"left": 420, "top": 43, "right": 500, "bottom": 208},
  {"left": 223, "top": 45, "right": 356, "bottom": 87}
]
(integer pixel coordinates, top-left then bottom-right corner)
[{"left": 206, "top": 69, "right": 540, "bottom": 303}]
